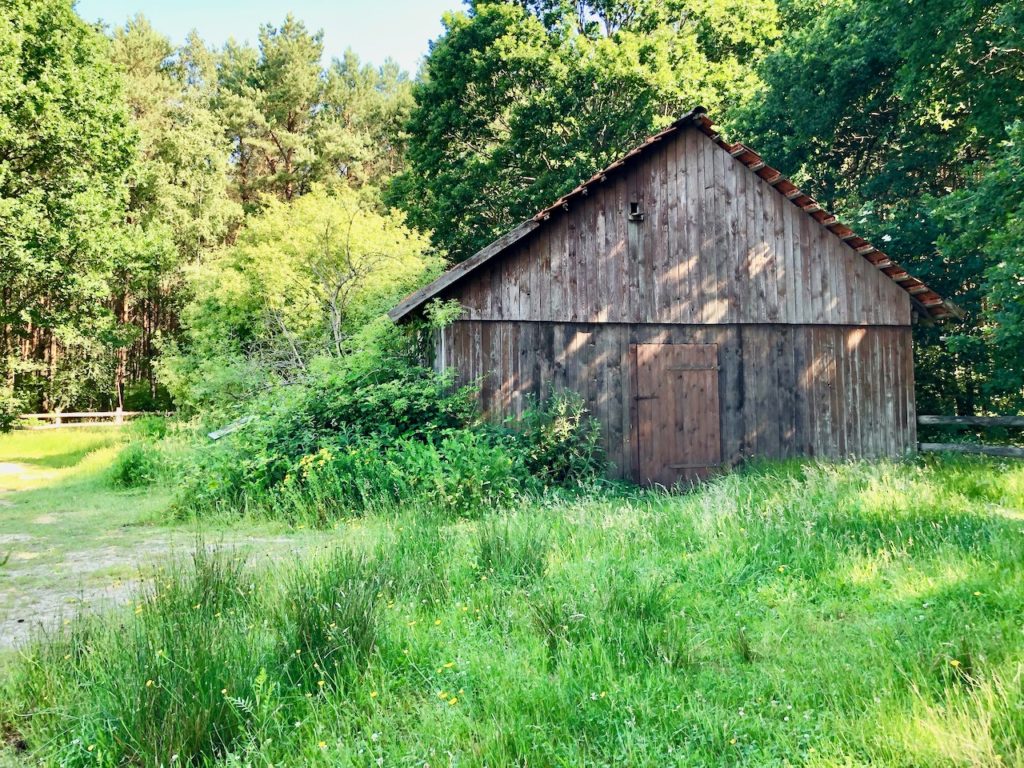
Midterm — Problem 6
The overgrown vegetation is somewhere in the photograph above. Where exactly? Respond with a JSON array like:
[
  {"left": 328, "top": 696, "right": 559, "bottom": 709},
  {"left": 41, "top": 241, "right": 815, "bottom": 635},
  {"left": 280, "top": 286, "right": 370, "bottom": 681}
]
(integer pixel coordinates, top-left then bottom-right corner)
[
  {"left": 5, "top": 457, "right": 1023, "bottom": 766},
  {"left": 171, "top": 338, "right": 604, "bottom": 521}
]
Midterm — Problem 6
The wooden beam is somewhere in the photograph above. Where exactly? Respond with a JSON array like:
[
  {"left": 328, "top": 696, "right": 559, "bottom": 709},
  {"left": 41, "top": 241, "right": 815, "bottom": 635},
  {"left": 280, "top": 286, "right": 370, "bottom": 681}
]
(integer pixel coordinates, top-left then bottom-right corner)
[
  {"left": 908, "top": 293, "right": 936, "bottom": 320},
  {"left": 388, "top": 220, "right": 540, "bottom": 322},
  {"left": 919, "top": 442, "right": 1024, "bottom": 458},
  {"left": 919, "top": 415, "right": 1024, "bottom": 427}
]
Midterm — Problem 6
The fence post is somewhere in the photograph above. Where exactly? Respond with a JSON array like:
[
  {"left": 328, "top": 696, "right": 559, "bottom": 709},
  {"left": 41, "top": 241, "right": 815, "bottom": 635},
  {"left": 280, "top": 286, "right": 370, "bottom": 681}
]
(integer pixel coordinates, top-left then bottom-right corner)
[
  {"left": 114, "top": 406, "right": 123, "bottom": 425},
  {"left": 54, "top": 411, "right": 62, "bottom": 427}
]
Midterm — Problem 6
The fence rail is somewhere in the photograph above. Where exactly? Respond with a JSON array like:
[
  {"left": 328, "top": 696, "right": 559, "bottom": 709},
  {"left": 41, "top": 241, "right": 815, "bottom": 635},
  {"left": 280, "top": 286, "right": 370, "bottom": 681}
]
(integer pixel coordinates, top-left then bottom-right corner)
[
  {"left": 918, "top": 414, "right": 1024, "bottom": 427},
  {"left": 917, "top": 414, "right": 1024, "bottom": 458},
  {"left": 17, "top": 410, "right": 152, "bottom": 429}
]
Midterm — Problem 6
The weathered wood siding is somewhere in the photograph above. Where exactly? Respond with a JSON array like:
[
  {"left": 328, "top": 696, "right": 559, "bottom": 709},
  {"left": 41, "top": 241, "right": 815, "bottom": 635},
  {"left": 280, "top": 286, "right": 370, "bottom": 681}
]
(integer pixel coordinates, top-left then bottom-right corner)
[
  {"left": 437, "top": 321, "right": 916, "bottom": 480},
  {"left": 439, "top": 127, "right": 912, "bottom": 327}
]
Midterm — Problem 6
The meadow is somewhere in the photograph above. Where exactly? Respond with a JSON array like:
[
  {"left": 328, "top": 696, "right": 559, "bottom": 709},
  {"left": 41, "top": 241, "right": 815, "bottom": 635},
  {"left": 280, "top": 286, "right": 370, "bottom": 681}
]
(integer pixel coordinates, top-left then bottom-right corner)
[{"left": 1, "top": 428, "right": 1022, "bottom": 766}]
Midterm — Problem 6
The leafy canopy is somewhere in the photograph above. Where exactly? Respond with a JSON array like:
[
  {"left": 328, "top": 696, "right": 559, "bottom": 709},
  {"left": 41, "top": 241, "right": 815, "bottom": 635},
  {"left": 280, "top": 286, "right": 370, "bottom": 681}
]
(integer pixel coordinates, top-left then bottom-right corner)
[
  {"left": 389, "top": 0, "right": 780, "bottom": 259},
  {"left": 0, "top": 0, "right": 134, "bottom": 402},
  {"left": 161, "top": 186, "right": 441, "bottom": 410},
  {"left": 736, "top": 0, "right": 1024, "bottom": 412}
]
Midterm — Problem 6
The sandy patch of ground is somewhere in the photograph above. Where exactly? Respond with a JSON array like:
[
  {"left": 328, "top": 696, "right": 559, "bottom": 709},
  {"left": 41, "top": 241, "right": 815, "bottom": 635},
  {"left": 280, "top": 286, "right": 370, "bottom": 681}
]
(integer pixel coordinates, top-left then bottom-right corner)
[{"left": 0, "top": 536, "right": 310, "bottom": 650}]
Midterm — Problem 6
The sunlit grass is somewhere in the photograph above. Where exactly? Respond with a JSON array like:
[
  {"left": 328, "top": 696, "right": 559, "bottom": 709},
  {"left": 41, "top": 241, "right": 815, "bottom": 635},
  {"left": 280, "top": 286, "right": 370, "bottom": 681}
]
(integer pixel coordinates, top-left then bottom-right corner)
[{"left": 1, "top": 454, "right": 1021, "bottom": 766}]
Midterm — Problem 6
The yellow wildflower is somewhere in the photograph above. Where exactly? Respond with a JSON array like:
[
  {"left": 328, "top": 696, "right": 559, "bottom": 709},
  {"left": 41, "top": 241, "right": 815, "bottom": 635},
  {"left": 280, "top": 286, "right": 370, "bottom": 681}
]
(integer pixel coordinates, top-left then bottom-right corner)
[
  {"left": 448, "top": 696, "right": 458, "bottom": 705},
  {"left": 950, "top": 659, "right": 961, "bottom": 668},
  {"left": 370, "top": 690, "right": 378, "bottom": 698},
  {"left": 318, "top": 741, "right": 327, "bottom": 750},
  {"left": 146, "top": 680, "right": 154, "bottom": 688}
]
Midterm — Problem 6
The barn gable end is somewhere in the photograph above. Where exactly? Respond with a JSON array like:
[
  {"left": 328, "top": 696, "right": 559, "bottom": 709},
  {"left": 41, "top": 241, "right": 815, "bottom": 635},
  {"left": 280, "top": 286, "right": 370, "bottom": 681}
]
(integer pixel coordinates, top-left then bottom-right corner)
[
  {"left": 391, "top": 108, "right": 954, "bottom": 326},
  {"left": 430, "top": 126, "right": 913, "bottom": 326}
]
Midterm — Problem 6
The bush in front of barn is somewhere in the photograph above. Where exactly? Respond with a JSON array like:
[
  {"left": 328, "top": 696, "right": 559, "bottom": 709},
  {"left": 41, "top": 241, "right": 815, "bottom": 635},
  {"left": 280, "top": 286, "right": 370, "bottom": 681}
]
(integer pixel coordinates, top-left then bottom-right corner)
[{"left": 172, "top": 319, "right": 606, "bottom": 524}]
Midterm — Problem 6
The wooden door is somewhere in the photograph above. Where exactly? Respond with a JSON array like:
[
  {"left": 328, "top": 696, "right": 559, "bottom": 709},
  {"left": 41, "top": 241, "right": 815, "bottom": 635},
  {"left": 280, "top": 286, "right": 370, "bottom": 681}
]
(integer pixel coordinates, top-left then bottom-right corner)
[{"left": 632, "top": 343, "right": 722, "bottom": 486}]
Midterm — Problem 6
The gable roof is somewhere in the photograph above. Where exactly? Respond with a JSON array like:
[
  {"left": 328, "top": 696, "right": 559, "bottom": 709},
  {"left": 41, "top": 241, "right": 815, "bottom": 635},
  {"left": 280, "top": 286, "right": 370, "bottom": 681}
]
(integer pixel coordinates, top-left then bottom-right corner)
[{"left": 390, "top": 106, "right": 958, "bottom": 323}]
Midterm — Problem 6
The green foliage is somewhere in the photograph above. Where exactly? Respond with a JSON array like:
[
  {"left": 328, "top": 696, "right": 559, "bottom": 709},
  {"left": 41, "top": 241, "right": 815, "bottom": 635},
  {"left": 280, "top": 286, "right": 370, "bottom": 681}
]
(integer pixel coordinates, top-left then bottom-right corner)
[
  {"left": 931, "top": 122, "right": 1024, "bottom": 408},
  {"left": 6, "top": 458, "right": 1024, "bottom": 766},
  {"left": 162, "top": 188, "right": 441, "bottom": 411},
  {"left": 389, "top": 0, "right": 780, "bottom": 259},
  {"left": 107, "top": 417, "right": 175, "bottom": 487},
  {"left": 108, "top": 440, "right": 162, "bottom": 488},
  {"left": 735, "top": 0, "right": 1024, "bottom": 413},
  {"left": 128, "top": 414, "right": 169, "bottom": 441},
  {"left": 3, "top": 8, "right": 416, "bottom": 413},
  {"left": 171, "top": 318, "right": 605, "bottom": 523},
  {"left": 514, "top": 391, "right": 605, "bottom": 483},
  {"left": 0, "top": 0, "right": 135, "bottom": 408},
  {"left": 0, "top": 387, "right": 23, "bottom": 433},
  {"left": 214, "top": 15, "right": 413, "bottom": 207}
]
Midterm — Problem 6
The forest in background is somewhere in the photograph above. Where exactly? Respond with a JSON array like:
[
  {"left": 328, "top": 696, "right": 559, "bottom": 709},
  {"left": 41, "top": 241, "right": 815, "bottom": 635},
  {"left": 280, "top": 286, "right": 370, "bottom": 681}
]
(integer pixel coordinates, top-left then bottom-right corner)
[{"left": 2, "top": 0, "right": 1022, "bottom": 422}]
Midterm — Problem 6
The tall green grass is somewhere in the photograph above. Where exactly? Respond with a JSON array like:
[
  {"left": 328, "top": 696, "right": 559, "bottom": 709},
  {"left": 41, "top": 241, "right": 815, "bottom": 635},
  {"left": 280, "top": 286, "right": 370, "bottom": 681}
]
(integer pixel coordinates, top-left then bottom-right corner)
[{"left": 4, "top": 456, "right": 1024, "bottom": 766}]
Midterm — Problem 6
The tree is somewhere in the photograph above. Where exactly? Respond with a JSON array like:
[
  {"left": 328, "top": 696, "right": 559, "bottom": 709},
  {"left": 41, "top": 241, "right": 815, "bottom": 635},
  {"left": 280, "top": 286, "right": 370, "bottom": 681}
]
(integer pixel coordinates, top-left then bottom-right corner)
[
  {"left": 0, "top": 0, "right": 135, "bottom": 410},
  {"left": 161, "top": 186, "right": 441, "bottom": 411},
  {"left": 321, "top": 50, "right": 414, "bottom": 188},
  {"left": 108, "top": 16, "right": 240, "bottom": 408},
  {"left": 930, "top": 122, "right": 1024, "bottom": 411},
  {"left": 389, "top": 0, "right": 780, "bottom": 260},
  {"left": 212, "top": 17, "right": 416, "bottom": 212},
  {"left": 735, "top": 0, "right": 1024, "bottom": 414}
]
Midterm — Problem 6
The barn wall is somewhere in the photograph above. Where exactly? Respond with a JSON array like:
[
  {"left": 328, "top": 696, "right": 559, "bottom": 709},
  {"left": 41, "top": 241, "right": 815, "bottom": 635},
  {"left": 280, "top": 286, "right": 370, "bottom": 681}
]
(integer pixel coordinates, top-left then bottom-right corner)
[
  {"left": 438, "top": 320, "right": 917, "bottom": 480},
  {"left": 441, "top": 127, "right": 912, "bottom": 327}
]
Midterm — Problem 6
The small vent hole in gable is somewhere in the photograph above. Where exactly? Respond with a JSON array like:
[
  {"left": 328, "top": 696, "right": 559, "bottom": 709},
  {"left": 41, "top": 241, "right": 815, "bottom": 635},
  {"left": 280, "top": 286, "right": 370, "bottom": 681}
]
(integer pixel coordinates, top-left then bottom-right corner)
[{"left": 628, "top": 201, "right": 645, "bottom": 222}]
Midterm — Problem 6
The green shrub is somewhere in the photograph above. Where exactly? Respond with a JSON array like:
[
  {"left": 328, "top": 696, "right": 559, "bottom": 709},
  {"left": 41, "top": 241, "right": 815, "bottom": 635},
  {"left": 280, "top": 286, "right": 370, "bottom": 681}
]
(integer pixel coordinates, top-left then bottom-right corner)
[
  {"left": 173, "top": 320, "right": 605, "bottom": 523},
  {"left": 0, "top": 387, "right": 22, "bottom": 433},
  {"left": 128, "top": 414, "right": 169, "bottom": 440},
  {"left": 109, "top": 440, "right": 162, "bottom": 488},
  {"left": 513, "top": 391, "right": 605, "bottom": 483}
]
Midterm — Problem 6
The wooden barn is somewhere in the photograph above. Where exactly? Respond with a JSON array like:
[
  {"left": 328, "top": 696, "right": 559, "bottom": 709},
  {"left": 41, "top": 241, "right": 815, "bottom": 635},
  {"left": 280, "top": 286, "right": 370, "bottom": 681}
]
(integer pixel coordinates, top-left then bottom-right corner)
[{"left": 390, "top": 107, "right": 955, "bottom": 486}]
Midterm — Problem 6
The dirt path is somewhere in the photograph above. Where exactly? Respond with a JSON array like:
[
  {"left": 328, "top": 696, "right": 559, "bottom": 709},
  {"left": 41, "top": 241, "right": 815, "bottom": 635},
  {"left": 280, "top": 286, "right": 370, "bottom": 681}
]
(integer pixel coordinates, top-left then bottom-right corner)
[{"left": 0, "top": 443, "right": 325, "bottom": 653}]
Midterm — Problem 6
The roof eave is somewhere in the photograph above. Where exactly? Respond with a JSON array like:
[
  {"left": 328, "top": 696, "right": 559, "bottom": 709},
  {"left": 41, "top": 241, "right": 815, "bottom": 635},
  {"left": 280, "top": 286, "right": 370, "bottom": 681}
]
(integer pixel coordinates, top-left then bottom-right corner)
[{"left": 388, "top": 220, "right": 540, "bottom": 323}]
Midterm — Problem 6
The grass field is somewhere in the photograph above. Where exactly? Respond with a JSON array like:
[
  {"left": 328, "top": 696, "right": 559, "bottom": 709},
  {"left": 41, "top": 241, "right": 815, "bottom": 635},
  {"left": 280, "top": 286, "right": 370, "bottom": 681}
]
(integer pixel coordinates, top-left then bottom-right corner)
[{"left": 1, "top": 430, "right": 1023, "bottom": 766}]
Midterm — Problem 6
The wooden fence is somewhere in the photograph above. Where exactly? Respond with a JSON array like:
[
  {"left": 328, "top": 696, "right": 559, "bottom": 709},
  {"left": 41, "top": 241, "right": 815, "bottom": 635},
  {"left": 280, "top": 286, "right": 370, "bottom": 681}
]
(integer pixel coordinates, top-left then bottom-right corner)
[
  {"left": 17, "top": 409, "right": 152, "bottom": 429},
  {"left": 918, "top": 415, "right": 1024, "bottom": 458}
]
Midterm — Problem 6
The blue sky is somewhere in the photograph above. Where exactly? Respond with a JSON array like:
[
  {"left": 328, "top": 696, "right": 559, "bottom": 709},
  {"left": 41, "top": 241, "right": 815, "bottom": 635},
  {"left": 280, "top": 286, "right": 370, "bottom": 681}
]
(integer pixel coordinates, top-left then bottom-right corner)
[{"left": 74, "top": 0, "right": 465, "bottom": 74}]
